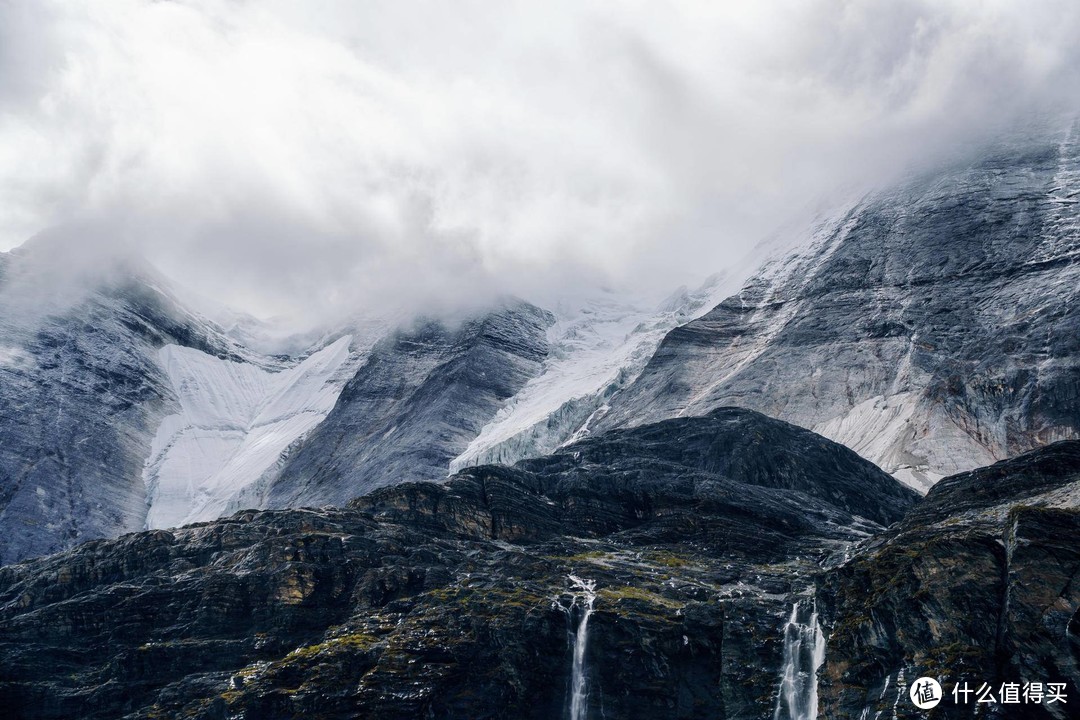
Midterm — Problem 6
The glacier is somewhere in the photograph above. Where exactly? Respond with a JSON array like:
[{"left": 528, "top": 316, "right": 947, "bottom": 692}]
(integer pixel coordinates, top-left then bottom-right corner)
[
  {"left": 143, "top": 335, "right": 356, "bottom": 528},
  {"left": 448, "top": 280, "right": 732, "bottom": 473}
]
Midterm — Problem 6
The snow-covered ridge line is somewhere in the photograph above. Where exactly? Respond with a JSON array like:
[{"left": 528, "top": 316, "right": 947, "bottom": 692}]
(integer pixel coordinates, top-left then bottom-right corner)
[{"left": 143, "top": 335, "right": 356, "bottom": 529}]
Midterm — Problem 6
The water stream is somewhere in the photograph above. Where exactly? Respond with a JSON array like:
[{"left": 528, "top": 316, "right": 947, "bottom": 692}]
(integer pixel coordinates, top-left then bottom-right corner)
[
  {"left": 773, "top": 598, "right": 827, "bottom": 720},
  {"left": 556, "top": 574, "right": 597, "bottom": 720}
]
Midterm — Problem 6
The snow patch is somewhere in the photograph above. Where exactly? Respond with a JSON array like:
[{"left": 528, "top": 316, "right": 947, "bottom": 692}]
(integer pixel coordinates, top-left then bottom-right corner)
[
  {"left": 143, "top": 335, "right": 355, "bottom": 528},
  {"left": 0, "top": 345, "right": 32, "bottom": 368},
  {"left": 813, "top": 391, "right": 998, "bottom": 494},
  {"left": 449, "top": 280, "right": 729, "bottom": 472}
]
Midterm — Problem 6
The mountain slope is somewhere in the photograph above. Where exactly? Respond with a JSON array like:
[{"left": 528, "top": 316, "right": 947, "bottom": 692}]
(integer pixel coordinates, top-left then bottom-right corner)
[
  {"left": 265, "top": 300, "right": 554, "bottom": 507},
  {"left": 821, "top": 440, "right": 1080, "bottom": 719},
  {"left": 598, "top": 126, "right": 1080, "bottom": 491},
  {"left": 0, "top": 408, "right": 915, "bottom": 720},
  {"left": 448, "top": 280, "right": 730, "bottom": 473},
  {"left": 0, "top": 238, "right": 374, "bottom": 561},
  {"left": 0, "top": 240, "right": 239, "bottom": 563}
]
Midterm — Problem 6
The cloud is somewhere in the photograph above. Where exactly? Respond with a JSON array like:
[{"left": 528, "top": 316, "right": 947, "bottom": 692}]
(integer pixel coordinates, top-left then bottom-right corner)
[{"left": 1, "top": 0, "right": 1078, "bottom": 326}]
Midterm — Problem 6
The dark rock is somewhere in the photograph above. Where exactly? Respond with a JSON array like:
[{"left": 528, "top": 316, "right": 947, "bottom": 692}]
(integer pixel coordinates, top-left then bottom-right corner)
[
  {"left": 820, "top": 441, "right": 1080, "bottom": 719},
  {"left": 0, "top": 409, "right": 914, "bottom": 719}
]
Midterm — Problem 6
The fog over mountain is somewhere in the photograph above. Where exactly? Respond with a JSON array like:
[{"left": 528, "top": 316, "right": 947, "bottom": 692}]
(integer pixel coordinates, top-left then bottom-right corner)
[
  {"left": 2, "top": 1, "right": 1079, "bottom": 328},
  {"left": 7, "top": 5, "right": 1080, "bottom": 719}
]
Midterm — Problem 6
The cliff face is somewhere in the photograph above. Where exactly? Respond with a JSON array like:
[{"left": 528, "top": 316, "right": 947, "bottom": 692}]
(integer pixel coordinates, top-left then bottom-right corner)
[
  {"left": 820, "top": 441, "right": 1080, "bottom": 719},
  {"left": 0, "top": 409, "right": 914, "bottom": 720},
  {"left": 598, "top": 127, "right": 1080, "bottom": 491},
  {"left": 0, "top": 245, "right": 239, "bottom": 563},
  {"left": 266, "top": 300, "right": 554, "bottom": 508}
]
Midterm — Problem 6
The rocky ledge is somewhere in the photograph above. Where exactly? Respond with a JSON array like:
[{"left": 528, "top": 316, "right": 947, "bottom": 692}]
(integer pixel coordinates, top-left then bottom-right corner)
[
  {"left": 820, "top": 440, "right": 1080, "bottom": 720},
  {"left": 0, "top": 408, "right": 913, "bottom": 720}
]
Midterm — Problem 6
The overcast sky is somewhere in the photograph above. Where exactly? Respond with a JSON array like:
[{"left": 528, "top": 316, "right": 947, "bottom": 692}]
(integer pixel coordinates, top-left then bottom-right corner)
[{"left": 2, "top": 1, "right": 1079, "bottom": 326}]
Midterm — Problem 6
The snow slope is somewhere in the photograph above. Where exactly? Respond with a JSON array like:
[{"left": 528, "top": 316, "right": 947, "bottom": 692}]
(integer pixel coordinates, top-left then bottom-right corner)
[
  {"left": 143, "top": 335, "right": 355, "bottom": 528},
  {"left": 448, "top": 280, "right": 732, "bottom": 472}
]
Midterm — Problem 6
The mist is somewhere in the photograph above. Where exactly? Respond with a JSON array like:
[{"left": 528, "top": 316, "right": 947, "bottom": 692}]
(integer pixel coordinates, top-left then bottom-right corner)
[{"left": 2, "top": 0, "right": 1079, "bottom": 329}]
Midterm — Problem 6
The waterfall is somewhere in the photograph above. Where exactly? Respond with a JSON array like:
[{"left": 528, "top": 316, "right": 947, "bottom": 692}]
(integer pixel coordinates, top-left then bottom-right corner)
[
  {"left": 555, "top": 574, "right": 597, "bottom": 720},
  {"left": 772, "top": 598, "right": 826, "bottom": 720}
]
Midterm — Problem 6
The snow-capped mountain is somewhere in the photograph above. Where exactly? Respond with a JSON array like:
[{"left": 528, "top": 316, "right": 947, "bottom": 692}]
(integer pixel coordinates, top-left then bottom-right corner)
[
  {"left": 5, "top": 124, "right": 1080, "bottom": 563},
  {"left": 0, "top": 236, "right": 241, "bottom": 563},
  {"left": 447, "top": 279, "right": 733, "bottom": 473},
  {"left": 0, "top": 235, "right": 377, "bottom": 561},
  {"left": 263, "top": 300, "right": 555, "bottom": 507},
  {"left": 596, "top": 124, "right": 1080, "bottom": 491},
  {"left": 4, "top": 233, "right": 727, "bottom": 560}
]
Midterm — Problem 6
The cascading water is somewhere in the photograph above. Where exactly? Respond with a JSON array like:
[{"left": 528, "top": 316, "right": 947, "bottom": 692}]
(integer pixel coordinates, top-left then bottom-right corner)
[
  {"left": 772, "top": 598, "right": 827, "bottom": 720},
  {"left": 555, "top": 574, "right": 598, "bottom": 720}
]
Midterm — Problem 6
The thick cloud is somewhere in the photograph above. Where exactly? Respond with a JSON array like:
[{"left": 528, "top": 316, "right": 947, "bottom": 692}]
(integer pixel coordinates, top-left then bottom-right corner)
[{"left": 1, "top": 0, "right": 1078, "bottom": 326}]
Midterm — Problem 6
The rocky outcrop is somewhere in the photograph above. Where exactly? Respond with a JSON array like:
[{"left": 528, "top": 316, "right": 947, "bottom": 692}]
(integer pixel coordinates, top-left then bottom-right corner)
[
  {"left": 0, "top": 263, "right": 559, "bottom": 562},
  {"left": 820, "top": 441, "right": 1080, "bottom": 719},
  {"left": 0, "top": 242, "right": 239, "bottom": 564},
  {"left": 266, "top": 299, "right": 554, "bottom": 507},
  {"left": 598, "top": 125, "right": 1080, "bottom": 491},
  {"left": 0, "top": 408, "right": 915, "bottom": 719}
]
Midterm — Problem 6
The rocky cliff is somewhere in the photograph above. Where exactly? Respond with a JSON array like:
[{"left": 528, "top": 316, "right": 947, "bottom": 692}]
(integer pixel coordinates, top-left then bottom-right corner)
[
  {"left": 598, "top": 126, "right": 1080, "bottom": 491},
  {"left": 0, "top": 408, "right": 914, "bottom": 719},
  {"left": 819, "top": 440, "right": 1080, "bottom": 719}
]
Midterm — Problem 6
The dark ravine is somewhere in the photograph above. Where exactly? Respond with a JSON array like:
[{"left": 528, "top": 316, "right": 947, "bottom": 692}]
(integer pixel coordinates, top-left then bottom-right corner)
[{"left": 0, "top": 408, "right": 915, "bottom": 720}]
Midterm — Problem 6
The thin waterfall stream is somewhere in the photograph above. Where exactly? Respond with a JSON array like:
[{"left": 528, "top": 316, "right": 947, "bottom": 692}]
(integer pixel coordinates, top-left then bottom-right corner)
[
  {"left": 773, "top": 597, "right": 826, "bottom": 720},
  {"left": 555, "top": 574, "right": 597, "bottom": 720}
]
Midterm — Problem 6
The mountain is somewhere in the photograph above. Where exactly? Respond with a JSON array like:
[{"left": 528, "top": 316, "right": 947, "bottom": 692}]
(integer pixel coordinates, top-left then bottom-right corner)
[
  {"left": 594, "top": 125, "right": 1080, "bottom": 491},
  {"left": 4, "top": 386, "right": 1075, "bottom": 719},
  {"left": 2, "top": 123, "right": 1080, "bottom": 718},
  {"left": 447, "top": 280, "right": 730, "bottom": 473},
  {"left": 263, "top": 300, "right": 554, "bottom": 508},
  {"left": 0, "top": 237, "right": 570, "bottom": 561},
  {"left": 0, "top": 238, "right": 242, "bottom": 564},
  {"left": 821, "top": 440, "right": 1080, "bottom": 719},
  {"left": 0, "top": 234, "right": 727, "bottom": 562},
  {"left": 0, "top": 408, "right": 916, "bottom": 720}
]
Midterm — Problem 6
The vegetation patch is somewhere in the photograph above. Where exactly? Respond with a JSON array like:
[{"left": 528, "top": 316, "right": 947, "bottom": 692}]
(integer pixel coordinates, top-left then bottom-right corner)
[{"left": 599, "top": 584, "right": 685, "bottom": 610}]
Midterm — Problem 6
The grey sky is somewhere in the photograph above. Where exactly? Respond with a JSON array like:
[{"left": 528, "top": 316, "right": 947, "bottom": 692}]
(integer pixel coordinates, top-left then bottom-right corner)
[{"left": 1, "top": 1, "right": 1078, "bottom": 326}]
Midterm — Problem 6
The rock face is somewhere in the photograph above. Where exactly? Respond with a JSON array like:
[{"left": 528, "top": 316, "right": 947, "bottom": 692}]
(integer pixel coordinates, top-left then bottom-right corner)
[
  {"left": 599, "top": 126, "right": 1080, "bottom": 491},
  {"left": 820, "top": 440, "right": 1080, "bottom": 719},
  {"left": 0, "top": 408, "right": 916, "bottom": 719},
  {"left": 0, "top": 240, "right": 561, "bottom": 561},
  {"left": 265, "top": 299, "right": 554, "bottom": 507},
  {"left": 0, "top": 242, "right": 239, "bottom": 564},
  {"left": 448, "top": 280, "right": 731, "bottom": 473}
]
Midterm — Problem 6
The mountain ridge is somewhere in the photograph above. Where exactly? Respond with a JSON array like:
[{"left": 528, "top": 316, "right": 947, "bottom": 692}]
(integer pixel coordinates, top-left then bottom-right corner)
[{"left": 594, "top": 126, "right": 1080, "bottom": 491}]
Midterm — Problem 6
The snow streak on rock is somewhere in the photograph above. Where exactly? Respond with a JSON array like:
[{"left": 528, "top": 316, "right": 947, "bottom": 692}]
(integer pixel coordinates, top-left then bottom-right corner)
[{"left": 449, "top": 280, "right": 729, "bottom": 473}]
